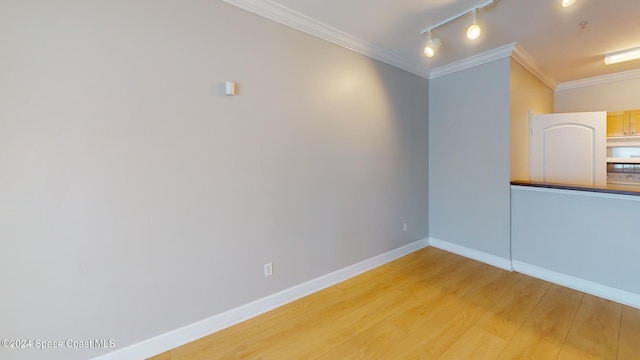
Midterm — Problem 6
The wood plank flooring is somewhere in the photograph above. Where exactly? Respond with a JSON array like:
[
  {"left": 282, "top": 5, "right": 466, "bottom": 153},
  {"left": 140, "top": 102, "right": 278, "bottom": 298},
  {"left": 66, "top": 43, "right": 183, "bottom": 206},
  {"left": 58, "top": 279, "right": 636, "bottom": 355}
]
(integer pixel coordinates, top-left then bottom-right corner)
[{"left": 148, "top": 248, "right": 640, "bottom": 360}]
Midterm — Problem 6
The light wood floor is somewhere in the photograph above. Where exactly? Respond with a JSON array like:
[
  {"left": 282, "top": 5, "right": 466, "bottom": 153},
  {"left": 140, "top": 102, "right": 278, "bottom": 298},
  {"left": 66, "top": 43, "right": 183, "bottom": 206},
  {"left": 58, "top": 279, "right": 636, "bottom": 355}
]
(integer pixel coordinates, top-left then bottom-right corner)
[{"left": 149, "top": 248, "right": 640, "bottom": 360}]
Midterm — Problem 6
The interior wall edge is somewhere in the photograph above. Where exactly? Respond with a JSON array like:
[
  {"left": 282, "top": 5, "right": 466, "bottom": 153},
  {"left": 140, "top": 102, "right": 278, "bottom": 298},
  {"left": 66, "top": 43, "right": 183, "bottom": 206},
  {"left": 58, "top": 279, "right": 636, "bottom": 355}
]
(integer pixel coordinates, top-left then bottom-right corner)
[
  {"left": 512, "top": 260, "right": 640, "bottom": 310},
  {"left": 511, "top": 43, "right": 558, "bottom": 90},
  {"left": 428, "top": 237, "right": 513, "bottom": 271}
]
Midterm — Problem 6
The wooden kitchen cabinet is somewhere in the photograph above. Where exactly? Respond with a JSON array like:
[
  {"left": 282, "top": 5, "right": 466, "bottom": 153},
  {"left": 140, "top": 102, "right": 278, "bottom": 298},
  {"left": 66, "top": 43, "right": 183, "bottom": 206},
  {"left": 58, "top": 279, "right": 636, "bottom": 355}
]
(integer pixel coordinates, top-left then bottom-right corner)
[
  {"left": 629, "top": 110, "right": 640, "bottom": 136},
  {"left": 607, "top": 110, "right": 640, "bottom": 137},
  {"left": 607, "top": 111, "right": 627, "bottom": 136}
]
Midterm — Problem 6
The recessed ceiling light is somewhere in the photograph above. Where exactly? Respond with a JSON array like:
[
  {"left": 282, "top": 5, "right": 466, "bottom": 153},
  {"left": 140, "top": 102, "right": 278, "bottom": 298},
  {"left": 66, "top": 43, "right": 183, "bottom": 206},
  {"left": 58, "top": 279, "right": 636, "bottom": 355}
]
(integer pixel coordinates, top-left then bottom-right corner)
[{"left": 562, "top": 0, "right": 576, "bottom": 7}]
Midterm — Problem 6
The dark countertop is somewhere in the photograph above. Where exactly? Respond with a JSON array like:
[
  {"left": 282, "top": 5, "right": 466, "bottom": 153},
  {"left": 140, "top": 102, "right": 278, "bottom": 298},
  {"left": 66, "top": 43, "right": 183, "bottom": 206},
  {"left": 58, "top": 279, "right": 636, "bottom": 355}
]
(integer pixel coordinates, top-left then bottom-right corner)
[{"left": 511, "top": 180, "right": 640, "bottom": 197}]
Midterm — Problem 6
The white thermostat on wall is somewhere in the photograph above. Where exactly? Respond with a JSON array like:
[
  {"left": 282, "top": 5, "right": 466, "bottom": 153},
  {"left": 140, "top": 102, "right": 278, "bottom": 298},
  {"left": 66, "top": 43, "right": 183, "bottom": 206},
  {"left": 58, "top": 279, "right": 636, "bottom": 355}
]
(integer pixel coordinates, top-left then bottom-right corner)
[{"left": 225, "top": 81, "right": 236, "bottom": 96}]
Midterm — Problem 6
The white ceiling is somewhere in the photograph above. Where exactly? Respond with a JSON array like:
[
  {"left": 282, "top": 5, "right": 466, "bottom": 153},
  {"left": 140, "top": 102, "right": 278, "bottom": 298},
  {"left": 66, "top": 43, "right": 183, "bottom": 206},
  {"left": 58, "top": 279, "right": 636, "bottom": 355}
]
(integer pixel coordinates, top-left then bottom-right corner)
[{"left": 250, "top": 0, "right": 640, "bottom": 85}]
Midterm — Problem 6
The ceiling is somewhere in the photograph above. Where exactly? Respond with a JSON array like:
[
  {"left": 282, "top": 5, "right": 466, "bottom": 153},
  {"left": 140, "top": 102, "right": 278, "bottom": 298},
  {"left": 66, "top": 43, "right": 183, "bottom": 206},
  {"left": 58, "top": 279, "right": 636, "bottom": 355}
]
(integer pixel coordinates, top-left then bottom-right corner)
[{"left": 251, "top": 0, "right": 640, "bottom": 86}]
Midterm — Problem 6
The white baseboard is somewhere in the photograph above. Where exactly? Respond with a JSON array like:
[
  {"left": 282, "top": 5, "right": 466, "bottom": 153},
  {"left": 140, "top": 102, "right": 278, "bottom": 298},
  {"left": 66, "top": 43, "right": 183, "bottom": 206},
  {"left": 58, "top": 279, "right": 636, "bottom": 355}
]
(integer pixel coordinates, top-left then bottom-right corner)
[
  {"left": 427, "top": 238, "right": 640, "bottom": 308},
  {"left": 92, "top": 238, "right": 429, "bottom": 360},
  {"left": 512, "top": 260, "right": 640, "bottom": 309},
  {"left": 428, "top": 237, "right": 513, "bottom": 271}
]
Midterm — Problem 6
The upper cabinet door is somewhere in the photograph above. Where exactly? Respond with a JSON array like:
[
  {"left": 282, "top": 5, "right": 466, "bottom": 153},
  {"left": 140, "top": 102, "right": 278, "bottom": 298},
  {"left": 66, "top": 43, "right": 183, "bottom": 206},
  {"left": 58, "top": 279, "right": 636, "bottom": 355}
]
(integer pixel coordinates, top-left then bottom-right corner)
[
  {"left": 606, "top": 111, "right": 628, "bottom": 137},
  {"left": 606, "top": 110, "right": 640, "bottom": 137},
  {"left": 628, "top": 110, "right": 640, "bottom": 136},
  {"left": 530, "top": 112, "right": 607, "bottom": 186}
]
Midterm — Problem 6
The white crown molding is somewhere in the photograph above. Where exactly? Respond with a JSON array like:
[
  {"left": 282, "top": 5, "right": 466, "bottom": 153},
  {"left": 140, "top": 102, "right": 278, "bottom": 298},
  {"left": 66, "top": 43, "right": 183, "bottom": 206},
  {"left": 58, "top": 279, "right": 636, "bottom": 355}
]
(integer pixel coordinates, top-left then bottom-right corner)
[
  {"left": 511, "top": 44, "right": 558, "bottom": 90},
  {"left": 556, "top": 68, "right": 640, "bottom": 91},
  {"left": 429, "top": 43, "right": 558, "bottom": 90},
  {"left": 429, "top": 43, "right": 517, "bottom": 80},
  {"left": 221, "top": 0, "right": 429, "bottom": 78},
  {"left": 225, "top": 0, "right": 636, "bottom": 91}
]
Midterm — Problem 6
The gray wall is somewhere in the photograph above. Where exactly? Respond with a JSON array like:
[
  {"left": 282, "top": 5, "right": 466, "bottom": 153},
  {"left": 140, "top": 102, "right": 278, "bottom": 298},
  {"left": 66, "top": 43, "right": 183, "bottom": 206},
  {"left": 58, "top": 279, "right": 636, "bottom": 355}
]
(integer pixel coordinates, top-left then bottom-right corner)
[
  {"left": 428, "top": 58, "right": 511, "bottom": 260},
  {"left": 0, "top": 1, "right": 428, "bottom": 359},
  {"left": 555, "top": 77, "right": 640, "bottom": 112},
  {"left": 512, "top": 187, "right": 640, "bottom": 295}
]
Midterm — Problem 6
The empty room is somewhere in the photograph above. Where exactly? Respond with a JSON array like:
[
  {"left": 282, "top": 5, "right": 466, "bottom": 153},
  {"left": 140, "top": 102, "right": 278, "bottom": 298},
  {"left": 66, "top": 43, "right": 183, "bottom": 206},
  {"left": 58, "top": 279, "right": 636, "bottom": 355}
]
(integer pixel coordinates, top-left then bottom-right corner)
[{"left": 2, "top": 0, "right": 640, "bottom": 359}]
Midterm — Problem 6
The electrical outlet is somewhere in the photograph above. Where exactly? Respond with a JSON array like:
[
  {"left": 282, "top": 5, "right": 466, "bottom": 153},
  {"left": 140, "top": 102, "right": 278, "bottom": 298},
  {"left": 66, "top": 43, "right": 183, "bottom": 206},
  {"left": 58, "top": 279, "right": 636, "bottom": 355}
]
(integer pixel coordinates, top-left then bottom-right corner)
[
  {"left": 403, "top": 223, "right": 408, "bottom": 232},
  {"left": 264, "top": 262, "right": 273, "bottom": 277}
]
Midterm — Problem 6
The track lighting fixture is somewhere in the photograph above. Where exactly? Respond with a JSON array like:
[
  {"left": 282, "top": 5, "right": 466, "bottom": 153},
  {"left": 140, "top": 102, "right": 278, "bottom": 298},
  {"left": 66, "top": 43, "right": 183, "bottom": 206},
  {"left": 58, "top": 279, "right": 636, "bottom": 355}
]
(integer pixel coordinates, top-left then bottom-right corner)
[
  {"left": 424, "top": 31, "right": 441, "bottom": 57},
  {"left": 420, "top": 0, "right": 496, "bottom": 58},
  {"left": 562, "top": 0, "right": 576, "bottom": 7},
  {"left": 466, "top": 9, "right": 481, "bottom": 40}
]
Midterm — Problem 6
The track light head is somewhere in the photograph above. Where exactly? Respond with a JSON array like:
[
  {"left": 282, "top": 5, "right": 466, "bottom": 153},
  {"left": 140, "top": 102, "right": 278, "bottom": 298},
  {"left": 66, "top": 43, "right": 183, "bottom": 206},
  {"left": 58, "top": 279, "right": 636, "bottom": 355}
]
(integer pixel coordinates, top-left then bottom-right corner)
[
  {"left": 466, "top": 10, "right": 481, "bottom": 40},
  {"left": 467, "top": 24, "right": 481, "bottom": 40},
  {"left": 424, "top": 38, "right": 441, "bottom": 57},
  {"left": 424, "top": 31, "right": 441, "bottom": 57}
]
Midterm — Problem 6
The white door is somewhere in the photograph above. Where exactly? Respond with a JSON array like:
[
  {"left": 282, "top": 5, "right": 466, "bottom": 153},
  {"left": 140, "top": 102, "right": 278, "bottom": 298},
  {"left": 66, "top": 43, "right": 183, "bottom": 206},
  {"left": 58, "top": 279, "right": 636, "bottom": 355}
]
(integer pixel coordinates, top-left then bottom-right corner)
[{"left": 530, "top": 112, "right": 607, "bottom": 186}]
